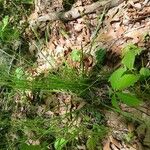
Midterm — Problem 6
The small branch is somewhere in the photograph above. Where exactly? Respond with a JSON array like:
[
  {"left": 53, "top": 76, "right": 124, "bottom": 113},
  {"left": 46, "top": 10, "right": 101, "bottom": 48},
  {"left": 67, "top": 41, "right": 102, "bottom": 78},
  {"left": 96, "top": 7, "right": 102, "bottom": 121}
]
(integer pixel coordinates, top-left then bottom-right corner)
[{"left": 36, "top": 0, "right": 125, "bottom": 22}]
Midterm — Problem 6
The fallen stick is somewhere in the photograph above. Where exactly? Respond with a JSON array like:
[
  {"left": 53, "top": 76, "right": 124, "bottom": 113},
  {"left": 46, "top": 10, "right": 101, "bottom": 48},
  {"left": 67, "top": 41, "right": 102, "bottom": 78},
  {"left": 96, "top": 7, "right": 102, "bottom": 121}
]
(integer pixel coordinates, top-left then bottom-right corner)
[{"left": 36, "top": 0, "right": 125, "bottom": 22}]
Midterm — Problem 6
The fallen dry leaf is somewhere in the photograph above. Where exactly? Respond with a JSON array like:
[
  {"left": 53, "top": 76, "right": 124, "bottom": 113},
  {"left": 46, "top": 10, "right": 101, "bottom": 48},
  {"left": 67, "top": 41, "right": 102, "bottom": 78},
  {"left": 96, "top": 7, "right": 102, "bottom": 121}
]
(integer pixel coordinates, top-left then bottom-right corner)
[
  {"left": 110, "top": 136, "right": 121, "bottom": 149},
  {"left": 103, "top": 138, "right": 111, "bottom": 150}
]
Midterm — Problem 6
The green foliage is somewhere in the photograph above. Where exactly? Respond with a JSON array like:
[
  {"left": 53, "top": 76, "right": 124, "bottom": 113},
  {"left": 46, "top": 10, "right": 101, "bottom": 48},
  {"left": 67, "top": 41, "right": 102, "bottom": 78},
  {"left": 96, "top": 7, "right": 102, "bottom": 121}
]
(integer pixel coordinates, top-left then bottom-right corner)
[
  {"left": 110, "top": 71, "right": 139, "bottom": 90},
  {"left": 0, "top": 66, "right": 89, "bottom": 94},
  {"left": 0, "top": 2, "right": 107, "bottom": 150},
  {"left": 122, "top": 50, "right": 135, "bottom": 70},
  {"left": 71, "top": 49, "right": 81, "bottom": 62},
  {"left": 109, "top": 66, "right": 140, "bottom": 91},
  {"left": 111, "top": 95, "right": 120, "bottom": 110},
  {"left": 95, "top": 48, "right": 106, "bottom": 65},
  {"left": 117, "top": 74, "right": 139, "bottom": 90},
  {"left": 15, "top": 67, "right": 25, "bottom": 80},
  {"left": 122, "top": 44, "right": 142, "bottom": 70},
  {"left": 86, "top": 124, "right": 107, "bottom": 150},
  {"left": 0, "top": 16, "right": 19, "bottom": 43},
  {"left": 109, "top": 67, "right": 126, "bottom": 90},
  {"left": 109, "top": 44, "right": 145, "bottom": 108},
  {"left": 86, "top": 136, "right": 97, "bottom": 150},
  {"left": 116, "top": 92, "right": 141, "bottom": 107},
  {"left": 0, "top": 1, "right": 149, "bottom": 149},
  {"left": 140, "top": 67, "right": 150, "bottom": 77},
  {"left": 124, "top": 132, "right": 135, "bottom": 143},
  {"left": 122, "top": 44, "right": 142, "bottom": 56},
  {"left": 54, "top": 138, "right": 68, "bottom": 150}
]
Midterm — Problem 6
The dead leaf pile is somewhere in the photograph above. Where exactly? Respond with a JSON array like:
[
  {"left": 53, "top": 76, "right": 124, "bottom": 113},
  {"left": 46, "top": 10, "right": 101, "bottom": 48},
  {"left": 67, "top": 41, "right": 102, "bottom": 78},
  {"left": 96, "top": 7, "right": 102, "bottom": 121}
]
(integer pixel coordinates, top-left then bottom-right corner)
[
  {"left": 96, "top": 0, "right": 150, "bottom": 55},
  {"left": 26, "top": 0, "right": 150, "bottom": 75}
]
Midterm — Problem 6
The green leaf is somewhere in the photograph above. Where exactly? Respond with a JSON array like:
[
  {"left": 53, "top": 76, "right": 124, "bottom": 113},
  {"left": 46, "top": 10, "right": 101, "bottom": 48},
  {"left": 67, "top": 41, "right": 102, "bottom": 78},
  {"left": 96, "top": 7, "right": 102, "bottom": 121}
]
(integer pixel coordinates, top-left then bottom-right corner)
[
  {"left": 122, "top": 44, "right": 142, "bottom": 56},
  {"left": 54, "top": 138, "right": 68, "bottom": 150},
  {"left": 95, "top": 48, "right": 106, "bottom": 64},
  {"left": 122, "top": 50, "right": 135, "bottom": 70},
  {"left": 71, "top": 49, "right": 81, "bottom": 62},
  {"left": 116, "top": 74, "right": 139, "bottom": 90},
  {"left": 116, "top": 92, "right": 141, "bottom": 107},
  {"left": 140, "top": 67, "right": 150, "bottom": 77},
  {"left": 2, "top": 16, "right": 9, "bottom": 31},
  {"left": 0, "top": 16, "right": 19, "bottom": 42},
  {"left": 124, "top": 132, "right": 134, "bottom": 143},
  {"left": 111, "top": 95, "right": 120, "bottom": 109},
  {"left": 86, "top": 136, "right": 96, "bottom": 150},
  {"left": 109, "top": 67, "right": 126, "bottom": 90},
  {"left": 15, "top": 67, "right": 24, "bottom": 79}
]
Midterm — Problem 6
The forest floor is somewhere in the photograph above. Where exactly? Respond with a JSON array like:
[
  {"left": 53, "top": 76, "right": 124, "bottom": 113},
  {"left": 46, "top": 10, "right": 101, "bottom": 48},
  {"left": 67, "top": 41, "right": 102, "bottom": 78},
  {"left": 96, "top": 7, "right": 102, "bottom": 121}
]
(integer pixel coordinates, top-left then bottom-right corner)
[{"left": 0, "top": 0, "right": 150, "bottom": 149}]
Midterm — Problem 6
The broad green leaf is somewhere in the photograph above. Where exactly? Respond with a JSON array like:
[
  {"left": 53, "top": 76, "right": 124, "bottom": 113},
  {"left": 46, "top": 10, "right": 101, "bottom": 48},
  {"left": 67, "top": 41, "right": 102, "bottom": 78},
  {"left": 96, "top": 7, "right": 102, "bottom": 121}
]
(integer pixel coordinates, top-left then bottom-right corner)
[
  {"left": 86, "top": 136, "right": 96, "bottom": 150},
  {"left": 122, "top": 50, "right": 135, "bottom": 70},
  {"left": 122, "top": 44, "right": 142, "bottom": 56},
  {"left": 71, "top": 49, "right": 81, "bottom": 62},
  {"left": 117, "top": 92, "right": 141, "bottom": 107},
  {"left": 111, "top": 95, "right": 120, "bottom": 109},
  {"left": 140, "top": 67, "right": 150, "bottom": 77},
  {"left": 116, "top": 74, "right": 139, "bottom": 90},
  {"left": 109, "top": 67, "right": 126, "bottom": 90},
  {"left": 54, "top": 138, "right": 68, "bottom": 150}
]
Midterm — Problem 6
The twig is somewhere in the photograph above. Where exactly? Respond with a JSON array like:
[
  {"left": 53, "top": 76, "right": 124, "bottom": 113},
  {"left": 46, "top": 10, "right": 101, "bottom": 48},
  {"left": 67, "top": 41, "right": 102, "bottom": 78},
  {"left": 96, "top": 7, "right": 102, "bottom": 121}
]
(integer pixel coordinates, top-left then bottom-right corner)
[{"left": 35, "top": 0, "right": 125, "bottom": 23}]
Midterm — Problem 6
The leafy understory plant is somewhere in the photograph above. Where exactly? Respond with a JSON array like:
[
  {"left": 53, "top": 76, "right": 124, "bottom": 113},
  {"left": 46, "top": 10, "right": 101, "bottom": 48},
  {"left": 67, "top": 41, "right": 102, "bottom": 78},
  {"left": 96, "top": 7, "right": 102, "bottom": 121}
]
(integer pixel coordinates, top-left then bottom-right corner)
[
  {"left": 0, "top": 16, "right": 19, "bottom": 43},
  {"left": 54, "top": 138, "right": 68, "bottom": 150},
  {"left": 109, "top": 44, "right": 150, "bottom": 109}
]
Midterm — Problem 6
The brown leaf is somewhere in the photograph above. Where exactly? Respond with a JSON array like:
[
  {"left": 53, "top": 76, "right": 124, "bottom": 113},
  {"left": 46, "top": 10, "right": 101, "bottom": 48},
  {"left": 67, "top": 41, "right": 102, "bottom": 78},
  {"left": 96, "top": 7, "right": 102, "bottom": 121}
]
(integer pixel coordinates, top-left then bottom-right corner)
[
  {"left": 117, "top": 26, "right": 125, "bottom": 37},
  {"left": 103, "top": 138, "right": 111, "bottom": 150},
  {"left": 74, "top": 23, "right": 84, "bottom": 32},
  {"left": 128, "top": 123, "right": 135, "bottom": 132},
  {"left": 110, "top": 136, "right": 121, "bottom": 149},
  {"left": 77, "top": 101, "right": 86, "bottom": 110},
  {"left": 110, "top": 144, "right": 119, "bottom": 150},
  {"left": 28, "top": 12, "right": 38, "bottom": 21}
]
